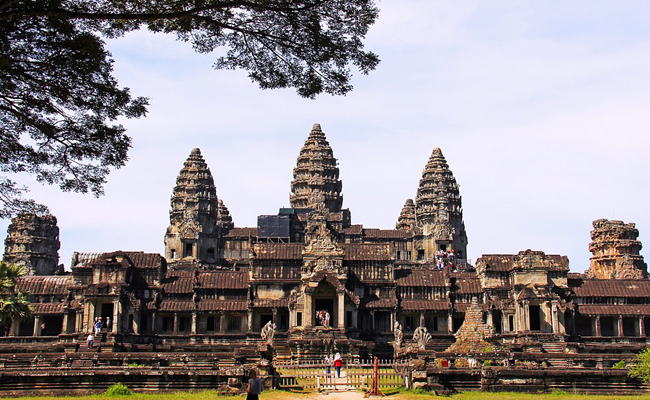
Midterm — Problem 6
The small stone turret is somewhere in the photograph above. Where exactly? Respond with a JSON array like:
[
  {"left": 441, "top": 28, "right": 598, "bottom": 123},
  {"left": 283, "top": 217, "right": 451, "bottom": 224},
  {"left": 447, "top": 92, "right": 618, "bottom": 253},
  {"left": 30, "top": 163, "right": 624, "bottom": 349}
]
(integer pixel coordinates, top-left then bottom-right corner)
[
  {"left": 414, "top": 148, "right": 468, "bottom": 259},
  {"left": 164, "top": 148, "right": 221, "bottom": 263},
  {"left": 586, "top": 219, "right": 647, "bottom": 279},
  {"left": 216, "top": 199, "right": 234, "bottom": 230},
  {"left": 290, "top": 123, "right": 343, "bottom": 213},
  {"left": 3, "top": 214, "right": 60, "bottom": 275},
  {"left": 396, "top": 199, "right": 416, "bottom": 230},
  {"left": 446, "top": 297, "right": 495, "bottom": 353}
]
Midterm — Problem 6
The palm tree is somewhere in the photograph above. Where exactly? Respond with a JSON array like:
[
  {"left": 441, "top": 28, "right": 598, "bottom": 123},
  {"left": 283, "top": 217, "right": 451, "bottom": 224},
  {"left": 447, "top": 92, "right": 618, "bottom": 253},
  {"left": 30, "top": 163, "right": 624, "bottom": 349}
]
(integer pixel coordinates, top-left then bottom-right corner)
[{"left": 0, "top": 262, "right": 32, "bottom": 332}]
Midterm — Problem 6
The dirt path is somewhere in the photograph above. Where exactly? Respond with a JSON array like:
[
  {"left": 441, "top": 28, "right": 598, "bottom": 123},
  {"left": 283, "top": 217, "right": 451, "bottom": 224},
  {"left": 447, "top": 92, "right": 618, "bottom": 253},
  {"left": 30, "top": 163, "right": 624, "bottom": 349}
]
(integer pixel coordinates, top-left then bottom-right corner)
[{"left": 310, "top": 391, "right": 369, "bottom": 400}]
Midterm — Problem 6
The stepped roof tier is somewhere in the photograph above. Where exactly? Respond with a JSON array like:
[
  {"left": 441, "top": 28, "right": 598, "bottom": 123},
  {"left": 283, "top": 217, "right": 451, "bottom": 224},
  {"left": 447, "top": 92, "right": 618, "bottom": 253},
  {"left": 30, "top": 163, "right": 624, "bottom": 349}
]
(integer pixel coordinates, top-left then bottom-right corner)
[
  {"left": 216, "top": 199, "right": 234, "bottom": 230},
  {"left": 290, "top": 123, "right": 343, "bottom": 213},
  {"left": 396, "top": 199, "right": 416, "bottom": 230},
  {"left": 587, "top": 219, "right": 647, "bottom": 279}
]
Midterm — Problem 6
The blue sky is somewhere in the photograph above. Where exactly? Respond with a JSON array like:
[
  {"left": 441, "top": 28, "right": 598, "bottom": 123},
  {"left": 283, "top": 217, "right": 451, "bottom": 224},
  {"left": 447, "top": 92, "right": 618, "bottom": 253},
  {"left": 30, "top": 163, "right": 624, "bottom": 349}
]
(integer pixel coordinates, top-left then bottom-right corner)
[{"left": 3, "top": 1, "right": 650, "bottom": 272}]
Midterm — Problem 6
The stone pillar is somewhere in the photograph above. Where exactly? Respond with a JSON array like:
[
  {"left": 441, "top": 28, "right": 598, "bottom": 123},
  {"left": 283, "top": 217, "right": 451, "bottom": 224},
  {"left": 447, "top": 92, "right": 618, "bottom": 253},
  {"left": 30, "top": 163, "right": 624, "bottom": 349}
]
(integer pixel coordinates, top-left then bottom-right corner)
[
  {"left": 76, "top": 312, "right": 83, "bottom": 334},
  {"left": 247, "top": 310, "right": 253, "bottom": 332},
  {"left": 9, "top": 318, "right": 18, "bottom": 336},
  {"left": 639, "top": 317, "right": 646, "bottom": 337},
  {"left": 338, "top": 291, "right": 345, "bottom": 328},
  {"left": 62, "top": 312, "right": 70, "bottom": 334},
  {"left": 486, "top": 312, "right": 493, "bottom": 329},
  {"left": 33, "top": 315, "right": 42, "bottom": 336},
  {"left": 173, "top": 313, "right": 179, "bottom": 334},
  {"left": 272, "top": 308, "right": 278, "bottom": 324},
  {"left": 241, "top": 314, "right": 248, "bottom": 332},
  {"left": 112, "top": 300, "right": 121, "bottom": 334},
  {"left": 191, "top": 311, "right": 198, "bottom": 334},
  {"left": 390, "top": 311, "right": 396, "bottom": 330},
  {"left": 134, "top": 311, "right": 141, "bottom": 334},
  {"left": 84, "top": 302, "right": 95, "bottom": 333},
  {"left": 595, "top": 316, "right": 601, "bottom": 336},
  {"left": 304, "top": 292, "right": 313, "bottom": 328},
  {"left": 220, "top": 313, "right": 226, "bottom": 333},
  {"left": 617, "top": 316, "right": 624, "bottom": 337},
  {"left": 551, "top": 301, "right": 559, "bottom": 333},
  {"left": 289, "top": 308, "right": 296, "bottom": 328},
  {"left": 448, "top": 312, "right": 453, "bottom": 333},
  {"left": 151, "top": 311, "right": 158, "bottom": 333},
  {"left": 371, "top": 311, "right": 375, "bottom": 330},
  {"left": 353, "top": 308, "right": 358, "bottom": 329},
  {"left": 419, "top": 312, "right": 425, "bottom": 328}
]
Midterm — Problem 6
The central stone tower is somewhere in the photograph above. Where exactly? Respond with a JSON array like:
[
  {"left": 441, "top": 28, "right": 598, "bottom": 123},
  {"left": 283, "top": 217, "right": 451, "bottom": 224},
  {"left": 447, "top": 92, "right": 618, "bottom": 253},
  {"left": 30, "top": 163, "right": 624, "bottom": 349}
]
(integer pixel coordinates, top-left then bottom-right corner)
[
  {"left": 290, "top": 123, "right": 343, "bottom": 213},
  {"left": 164, "top": 148, "right": 221, "bottom": 263},
  {"left": 414, "top": 147, "right": 468, "bottom": 259}
]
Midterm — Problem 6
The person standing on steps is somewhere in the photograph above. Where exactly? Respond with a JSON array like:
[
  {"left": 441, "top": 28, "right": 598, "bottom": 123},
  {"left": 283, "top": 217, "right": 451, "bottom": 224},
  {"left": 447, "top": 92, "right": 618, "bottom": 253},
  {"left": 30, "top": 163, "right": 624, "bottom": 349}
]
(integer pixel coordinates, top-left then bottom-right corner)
[
  {"left": 334, "top": 352, "right": 343, "bottom": 378},
  {"left": 87, "top": 332, "right": 94, "bottom": 349},
  {"left": 246, "top": 369, "right": 262, "bottom": 400},
  {"left": 325, "top": 353, "right": 333, "bottom": 374}
]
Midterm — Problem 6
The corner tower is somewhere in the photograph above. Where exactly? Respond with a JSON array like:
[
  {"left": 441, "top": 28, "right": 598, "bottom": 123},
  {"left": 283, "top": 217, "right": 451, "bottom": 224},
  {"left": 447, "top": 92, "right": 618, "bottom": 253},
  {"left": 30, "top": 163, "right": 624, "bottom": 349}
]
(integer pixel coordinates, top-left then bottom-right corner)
[
  {"left": 414, "top": 148, "right": 468, "bottom": 259},
  {"left": 586, "top": 219, "right": 647, "bottom": 279},
  {"left": 164, "top": 148, "right": 220, "bottom": 263},
  {"left": 3, "top": 213, "right": 60, "bottom": 275},
  {"left": 290, "top": 123, "right": 343, "bottom": 213}
]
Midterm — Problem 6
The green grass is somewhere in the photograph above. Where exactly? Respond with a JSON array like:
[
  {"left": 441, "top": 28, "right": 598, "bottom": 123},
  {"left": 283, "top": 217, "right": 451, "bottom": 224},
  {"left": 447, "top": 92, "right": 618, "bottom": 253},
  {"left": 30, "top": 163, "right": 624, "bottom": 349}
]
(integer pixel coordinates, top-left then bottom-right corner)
[{"left": 388, "top": 392, "right": 650, "bottom": 400}]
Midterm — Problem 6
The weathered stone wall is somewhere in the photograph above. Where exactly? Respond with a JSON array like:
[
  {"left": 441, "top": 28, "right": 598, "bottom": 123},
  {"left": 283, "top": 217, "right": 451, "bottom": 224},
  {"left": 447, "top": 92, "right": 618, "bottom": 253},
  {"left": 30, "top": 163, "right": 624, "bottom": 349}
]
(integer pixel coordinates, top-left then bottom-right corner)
[{"left": 3, "top": 214, "right": 60, "bottom": 275}]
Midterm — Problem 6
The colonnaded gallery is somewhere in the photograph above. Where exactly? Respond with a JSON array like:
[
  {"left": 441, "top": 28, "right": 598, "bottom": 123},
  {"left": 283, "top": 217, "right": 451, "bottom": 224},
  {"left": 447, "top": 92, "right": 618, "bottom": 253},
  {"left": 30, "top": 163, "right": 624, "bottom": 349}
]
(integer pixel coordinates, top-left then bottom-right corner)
[{"left": 1, "top": 124, "right": 649, "bottom": 393}]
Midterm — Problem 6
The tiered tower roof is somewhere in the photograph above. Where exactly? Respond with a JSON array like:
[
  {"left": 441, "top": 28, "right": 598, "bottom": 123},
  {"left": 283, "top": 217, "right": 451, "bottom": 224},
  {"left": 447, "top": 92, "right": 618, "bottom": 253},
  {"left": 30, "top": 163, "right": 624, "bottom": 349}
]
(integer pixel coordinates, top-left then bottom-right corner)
[
  {"left": 290, "top": 123, "right": 343, "bottom": 213},
  {"left": 3, "top": 213, "right": 60, "bottom": 275},
  {"left": 396, "top": 199, "right": 416, "bottom": 230},
  {"left": 587, "top": 219, "right": 647, "bottom": 279},
  {"left": 216, "top": 199, "right": 234, "bottom": 230},
  {"left": 169, "top": 148, "right": 218, "bottom": 235}
]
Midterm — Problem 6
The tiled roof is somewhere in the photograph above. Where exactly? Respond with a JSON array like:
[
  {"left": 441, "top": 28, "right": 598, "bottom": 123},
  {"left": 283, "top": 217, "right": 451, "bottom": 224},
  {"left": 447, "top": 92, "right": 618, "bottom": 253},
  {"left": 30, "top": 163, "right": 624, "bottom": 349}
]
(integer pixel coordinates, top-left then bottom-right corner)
[
  {"left": 364, "top": 298, "right": 398, "bottom": 309},
  {"left": 73, "top": 251, "right": 163, "bottom": 269},
  {"left": 454, "top": 302, "right": 488, "bottom": 312},
  {"left": 396, "top": 269, "right": 446, "bottom": 287},
  {"left": 363, "top": 229, "right": 411, "bottom": 239},
  {"left": 477, "top": 253, "right": 569, "bottom": 272},
  {"left": 342, "top": 225, "right": 363, "bottom": 235},
  {"left": 198, "top": 300, "right": 248, "bottom": 312},
  {"left": 159, "top": 300, "right": 194, "bottom": 312},
  {"left": 572, "top": 279, "right": 650, "bottom": 297},
  {"left": 224, "top": 227, "right": 257, "bottom": 238},
  {"left": 16, "top": 276, "right": 71, "bottom": 295},
  {"left": 342, "top": 243, "right": 392, "bottom": 261},
  {"left": 252, "top": 298, "right": 289, "bottom": 308},
  {"left": 199, "top": 271, "right": 249, "bottom": 289},
  {"left": 454, "top": 274, "right": 482, "bottom": 294},
  {"left": 252, "top": 243, "right": 303, "bottom": 260},
  {"left": 32, "top": 302, "right": 64, "bottom": 315},
  {"left": 578, "top": 304, "right": 650, "bottom": 316},
  {"left": 124, "top": 252, "right": 165, "bottom": 269},
  {"left": 401, "top": 299, "right": 450, "bottom": 311},
  {"left": 161, "top": 270, "right": 194, "bottom": 293}
]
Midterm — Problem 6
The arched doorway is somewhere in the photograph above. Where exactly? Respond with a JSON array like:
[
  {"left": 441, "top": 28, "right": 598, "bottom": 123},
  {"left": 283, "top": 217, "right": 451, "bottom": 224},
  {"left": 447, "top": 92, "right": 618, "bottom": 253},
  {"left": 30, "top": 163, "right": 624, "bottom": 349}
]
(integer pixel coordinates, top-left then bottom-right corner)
[{"left": 312, "top": 281, "right": 338, "bottom": 328}]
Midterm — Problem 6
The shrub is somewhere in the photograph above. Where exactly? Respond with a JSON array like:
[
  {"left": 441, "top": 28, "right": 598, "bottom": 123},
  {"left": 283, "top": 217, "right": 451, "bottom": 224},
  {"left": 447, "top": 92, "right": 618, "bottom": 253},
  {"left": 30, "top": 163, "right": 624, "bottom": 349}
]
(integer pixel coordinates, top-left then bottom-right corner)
[
  {"left": 105, "top": 383, "right": 133, "bottom": 396},
  {"left": 613, "top": 360, "right": 626, "bottom": 369}
]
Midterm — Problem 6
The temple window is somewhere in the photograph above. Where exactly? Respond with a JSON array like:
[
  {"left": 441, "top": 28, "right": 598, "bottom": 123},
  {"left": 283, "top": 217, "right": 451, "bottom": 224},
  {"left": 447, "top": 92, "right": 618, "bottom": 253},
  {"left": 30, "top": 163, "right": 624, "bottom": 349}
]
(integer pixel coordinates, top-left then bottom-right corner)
[
  {"left": 207, "top": 248, "right": 215, "bottom": 259},
  {"left": 417, "top": 250, "right": 425, "bottom": 260},
  {"left": 297, "top": 312, "right": 303, "bottom": 326},
  {"left": 184, "top": 243, "right": 193, "bottom": 257},
  {"left": 170, "top": 249, "right": 176, "bottom": 259},
  {"left": 207, "top": 316, "right": 216, "bottom": 331}
]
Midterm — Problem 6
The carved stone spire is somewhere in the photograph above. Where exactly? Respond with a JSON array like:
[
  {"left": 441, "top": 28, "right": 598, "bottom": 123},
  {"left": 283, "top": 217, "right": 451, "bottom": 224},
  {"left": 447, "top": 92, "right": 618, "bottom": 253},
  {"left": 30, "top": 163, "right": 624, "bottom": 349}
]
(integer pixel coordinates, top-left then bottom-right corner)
[
  {"left": 415, "top": 148, "right": 468, "bottom": 257},
  {"left": 290, "top": 123, "right": 343, "bottom": 213},
  {"left": 216, "top": 199, "right": 234, "bottom": 230},
  {"left": 164, "top": 148, "right": 220, "bottom": 262},
  {"left": 586, "top": 219, "right": 647, "bottom": 279},
  {"left": 396, "top": 199, "right": 416, "bottom": 230},
  {"left": 3, "top": 214, "right": 60, "bottom": 275}
]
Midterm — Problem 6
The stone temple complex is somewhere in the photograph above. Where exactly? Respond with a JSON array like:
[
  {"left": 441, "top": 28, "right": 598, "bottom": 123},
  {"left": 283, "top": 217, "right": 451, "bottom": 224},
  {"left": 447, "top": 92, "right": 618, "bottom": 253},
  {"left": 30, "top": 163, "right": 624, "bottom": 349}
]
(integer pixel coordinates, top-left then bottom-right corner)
[{"left": 1, "top": 123, "right": 650, "bottom": 394}]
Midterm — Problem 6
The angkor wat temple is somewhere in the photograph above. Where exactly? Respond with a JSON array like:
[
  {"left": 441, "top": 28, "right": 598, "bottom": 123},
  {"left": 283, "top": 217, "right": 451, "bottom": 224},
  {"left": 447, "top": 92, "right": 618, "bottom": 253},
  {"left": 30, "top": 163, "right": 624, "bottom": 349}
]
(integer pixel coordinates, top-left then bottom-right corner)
[{"left": 1, "top": 124, "right": 649, "bottom": 394}]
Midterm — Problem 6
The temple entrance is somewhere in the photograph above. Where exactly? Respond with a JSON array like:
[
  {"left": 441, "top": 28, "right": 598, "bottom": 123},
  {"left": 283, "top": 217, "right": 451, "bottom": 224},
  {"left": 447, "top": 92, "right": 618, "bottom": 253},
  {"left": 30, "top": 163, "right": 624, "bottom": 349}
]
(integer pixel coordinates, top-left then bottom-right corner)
[
  {"left": 312, "top": 282, "right": 337, "bottom": 327},
  {"left": 100, "top": 303, "right": 114, "bottom": 320}
]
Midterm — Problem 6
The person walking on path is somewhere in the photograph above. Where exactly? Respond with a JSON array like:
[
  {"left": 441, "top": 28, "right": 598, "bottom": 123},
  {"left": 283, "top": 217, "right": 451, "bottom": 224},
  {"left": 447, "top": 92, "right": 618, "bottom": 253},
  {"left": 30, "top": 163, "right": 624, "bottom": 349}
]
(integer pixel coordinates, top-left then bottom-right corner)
[
  {"left": 334, "top": 352, "right": 343, "bottom": 378},
  {"left": 325, "top": 354, "right": 333, "bottom": 374},
  {"left": 246, "top": 369, "right": 262, "bottom": 400}
]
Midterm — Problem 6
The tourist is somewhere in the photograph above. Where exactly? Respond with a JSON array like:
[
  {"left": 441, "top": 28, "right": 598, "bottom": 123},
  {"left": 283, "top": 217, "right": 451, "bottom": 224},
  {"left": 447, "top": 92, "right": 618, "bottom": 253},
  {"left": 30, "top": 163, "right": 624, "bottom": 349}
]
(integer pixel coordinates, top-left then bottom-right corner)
[
  {"left": 246, "top": 369, "right": 262, "bottom": 400},
  {"left": 87, "top": 333, "right": 94, "bottom": 349},
  {"left": 94, "top": 318, "right": 101, "bottom": 335},
  {"left": 106, "top": 317, "right": 111, "bottom": 330},
  {"left": 334, "top": 352, "right": 343, "bottom": 378},
  {"left": 323, "top": 311, "right": 330, "bottom": 328},
  {"left": 325, "top": 354, "right": 333, "bottom": 374}
]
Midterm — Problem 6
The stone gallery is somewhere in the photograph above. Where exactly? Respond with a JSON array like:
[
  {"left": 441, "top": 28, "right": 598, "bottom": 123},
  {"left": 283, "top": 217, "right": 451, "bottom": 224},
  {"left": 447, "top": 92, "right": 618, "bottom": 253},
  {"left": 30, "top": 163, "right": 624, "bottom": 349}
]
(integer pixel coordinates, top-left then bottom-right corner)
[{"left": 1, "top": 124, "right": 649, "bottom": 393}]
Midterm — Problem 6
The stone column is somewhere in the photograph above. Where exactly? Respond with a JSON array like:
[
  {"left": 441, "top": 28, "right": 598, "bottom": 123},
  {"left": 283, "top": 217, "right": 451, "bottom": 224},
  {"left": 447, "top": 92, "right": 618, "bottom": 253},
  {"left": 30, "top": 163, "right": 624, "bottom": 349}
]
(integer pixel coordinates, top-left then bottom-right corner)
[
  {"left": 220, "top": 313, "right": 226, "bottom": 333},
  {"left": 338, "top": 291, "right": 345, "bottom": 328},
  {"left": 448, "top": 312, "right": 453, "bottom": 333},
  {"left": 33, "top": 315, "right": 42, "bottom": 336},
  {"left": 84, "top": 301, "right": 95, "bottom": 333},
  {"left": 9, "top": 318, "right": 18, "bottom": 336},
  {"left": 551, "top": 301, "right": 559, "bottom": 333},
  {"left": 419, "top": 312, "right": 425, "bottom": 328},
  {"left": 76, "top": 312, "right": 83, "bottom": 334},
  {"left": 640, "top": 317, "right": 646, "bottom": 337},
  {"left": 595, "top": 316, "right": 601, "bottom": 336},
  {"left": 173, "top": 313, "right": 179, "bottom": 334},
  {"left": 352, "top": 308, "right": 358, "bottom": 329},
  {"left": 523, "top": 301, "right": 530, "bottom": 332},
  {"left": 151, "top": 311, "right": 158, "bottom": 333},
  {"left": 390, "top": 311, "right": 396, "bottom": 331},
  {"left": 304, "top": 292, "right": 313, "bottom": 328},
  {"left": 247, "top": 310, "right": 253, "bottom": 332},
  {"left": 272, "top": 308, "right": 278, "bottom": 324},
  {"left": 289, "top": 308, "right": 296, "bottom": 328},
  {"left": 617, "top": 316, "right": 624, "bottom": 337},
  {"left": 134, "top": 311, "right": 141, "bottom": 334},
  {"left": 486, "top": 312, "right": 493, "bottom": 329},
  {"left": 191, "top": 311, "right": 198, "bottom": 334},
  {"left": 371, "top": 310, "right": 375, "bottom": 330},
  {"left": 62, "top": 312, "right": 70, "bottom": 334},
  {"left": 241, "top": 314, "right": 248, "bottom": 332},
  {"left": 112, "top": 300, "right": 121, "bottom": 334}
]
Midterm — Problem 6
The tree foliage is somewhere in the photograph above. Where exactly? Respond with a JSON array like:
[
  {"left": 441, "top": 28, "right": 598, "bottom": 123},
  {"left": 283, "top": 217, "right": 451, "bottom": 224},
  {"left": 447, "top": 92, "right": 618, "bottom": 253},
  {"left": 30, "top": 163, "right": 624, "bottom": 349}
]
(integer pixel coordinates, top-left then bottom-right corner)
[
  {"left": 629, "top": 347, "right": 650, "bottom": 383},
  {"left": 0, "top": 0, "right": 379, "bottom": 217},
  {"left": 0, "top": 261, "right": 32, "bottom": 323}
]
